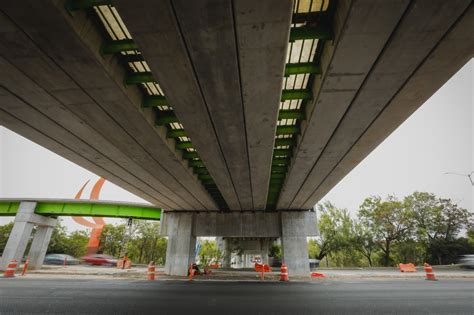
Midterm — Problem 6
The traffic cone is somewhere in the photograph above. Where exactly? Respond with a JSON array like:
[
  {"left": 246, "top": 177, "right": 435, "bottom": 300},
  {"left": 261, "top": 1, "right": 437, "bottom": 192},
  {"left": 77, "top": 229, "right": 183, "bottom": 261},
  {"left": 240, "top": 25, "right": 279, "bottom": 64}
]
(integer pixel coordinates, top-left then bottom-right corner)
[
  {"left": 189, "top": 263, "right": 194, "bottom": 281},
  {"left": 280, "top": 263, "right": 289, "bottom": 281},
  {"left": 423, "top": 263, "right": 437, "bottom": 281},
  {"left": 3, "top": 259, "right": 18, "bottom": 278},
  {"left": 147, "top": 261, "right": 155, "bottom": 281},
  {"left": 21, "top": 257, "right": 30, "bottom": 276}
]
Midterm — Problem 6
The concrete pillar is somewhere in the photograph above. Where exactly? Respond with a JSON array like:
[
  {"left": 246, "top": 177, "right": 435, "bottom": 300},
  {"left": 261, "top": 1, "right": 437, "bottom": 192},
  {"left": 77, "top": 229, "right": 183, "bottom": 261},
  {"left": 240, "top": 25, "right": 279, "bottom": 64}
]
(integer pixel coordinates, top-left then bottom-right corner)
[
  {"left": 0, "top": 201, "right": 57, "bottom": 271},
  {"left": 281, "top": 212, "right": 310, "bottom": 277},
  {"left": 216, "top": 237, "right": 231, "bottom": 268},
  {"left": 28, "top": 226, "right": 54, "bottom": 270},
  {"left": 164, "top": 212, "right": 196, "bottom": 276},
  {"left": 0, "top": 220, "right": 35, "bottom": 270}
]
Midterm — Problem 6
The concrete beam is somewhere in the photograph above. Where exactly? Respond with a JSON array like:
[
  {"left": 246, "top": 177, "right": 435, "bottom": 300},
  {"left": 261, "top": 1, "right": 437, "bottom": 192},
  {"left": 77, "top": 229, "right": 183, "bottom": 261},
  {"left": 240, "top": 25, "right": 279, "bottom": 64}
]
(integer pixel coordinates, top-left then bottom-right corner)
[
  {"left": 277, "top": 0, "right": 410, "bottom": 209},
  {"left": 0, "top": 1, "right": 217, "bottom": 210},
  {"left": 114, "top": 0, "right": 241, "bottom": 209},
  {"left": 289, "top": 0, "right": 472, "bottom": 208},
  {"left": 303, "top": 4, "right": 474, "bottom": 207},
  {"left": 233, "top": 0, "right": 292, "bottom": 209},
  {"left": 160, "top": 211, "right": 317, "bottom": 237}
]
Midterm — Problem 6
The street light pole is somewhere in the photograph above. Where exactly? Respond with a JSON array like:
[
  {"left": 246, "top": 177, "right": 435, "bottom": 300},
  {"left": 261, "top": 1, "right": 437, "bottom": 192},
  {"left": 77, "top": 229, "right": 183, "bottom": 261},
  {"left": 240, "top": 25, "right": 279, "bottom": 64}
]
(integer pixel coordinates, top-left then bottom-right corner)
[{"left": 444, "top": 172, "right": 474, "bottom": 186}]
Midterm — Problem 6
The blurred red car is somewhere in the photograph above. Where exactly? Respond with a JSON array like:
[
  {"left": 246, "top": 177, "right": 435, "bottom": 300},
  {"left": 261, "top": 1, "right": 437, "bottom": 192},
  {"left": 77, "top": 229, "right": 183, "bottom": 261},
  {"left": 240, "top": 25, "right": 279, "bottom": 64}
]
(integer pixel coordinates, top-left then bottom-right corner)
[{"left": 81, "top": 254, "right": 118, "bottom": 266}]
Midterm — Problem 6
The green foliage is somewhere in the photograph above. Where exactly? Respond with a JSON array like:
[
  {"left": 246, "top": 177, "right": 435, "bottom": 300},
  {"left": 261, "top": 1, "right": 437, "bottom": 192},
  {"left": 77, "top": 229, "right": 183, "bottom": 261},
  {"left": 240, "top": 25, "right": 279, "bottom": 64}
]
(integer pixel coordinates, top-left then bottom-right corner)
[
  {"left": 99, "top": 224, "right": 127, "bottom": 257},
  {"left": 0, "top": 222, "right": 14, "bottom": 253},
  {"left": 198, "top": 240, "right": 223, "bottom": 267},
  {"left": 269, "top": 244, "right": 282, "bottom": 259}
]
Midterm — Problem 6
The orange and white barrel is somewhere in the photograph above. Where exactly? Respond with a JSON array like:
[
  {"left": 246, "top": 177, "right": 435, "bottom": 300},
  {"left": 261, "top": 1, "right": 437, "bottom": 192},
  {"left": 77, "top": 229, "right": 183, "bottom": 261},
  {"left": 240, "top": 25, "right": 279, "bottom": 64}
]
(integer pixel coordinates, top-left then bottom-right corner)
[
  {"left": 280, "top": 263, "right": 289, "bottom": 282},
  {"left": 424, "top": 263, "right": 437, "bottom": 281},
  {"left": 147, "top": 262, "right": 156, "bottom": 281},
  {"left": 3, "top": 259, "right": 18, "bottom": 278}
]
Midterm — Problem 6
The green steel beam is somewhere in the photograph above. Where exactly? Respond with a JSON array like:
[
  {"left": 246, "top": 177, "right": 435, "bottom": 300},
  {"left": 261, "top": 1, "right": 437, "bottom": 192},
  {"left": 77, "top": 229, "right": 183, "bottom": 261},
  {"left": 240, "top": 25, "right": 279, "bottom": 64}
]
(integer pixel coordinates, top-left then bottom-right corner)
[
  {"left": 290, "top": 25, "right": 333, "bottom": 41},
  {"left": 270, "top": 173, "right": 285, "bottom": 180},
  {"left": 193, "top": 167, "right": 208, "bottom": 175},
  {"left": 176, "top": 141, "right": 193, "bottom": 149},
  {"left": 124, "top": 72, "right": 155, "bottom": 85},
  {"left": 142, "top": 95, "right": 168, "bottom": 108},
  {"left": 167, "top": 129, "right": 187, "bottom": 138},
  {"left": 183, "top": 151, "right": 199, "bottom": 159},
  {"left": 122, "top": 54, "right": 145, "bottom": 63},
  {"left": 201, "top": 179, "right": 215, "bottom": 185},
  {"left": 189, "top": 160, "right": 204, "bottom": 167},
  {"left": 274, "top": 138, "right": 294, "bottom": 147},
  {"left": 273, "top": 148, "right": 291, "bottom": 156},
  {"left": 276, "top": 125, "right": 299, "bottom": 135},
  {"left": 101, "top": 40, "right": 138, "bottom": 54},
  {"left": 285, "top": 63, "right": 321, "bottom": 76},
  {"left": 272, "top": 158, "right": 289, "bottom": 166},
  {"left": 198, "top": 174, "right": 213, "bottom": 181},
  {"left": 271, "top": 165, "right": 288, "bottom": 173},
  {"left": 278, "top": 109, "right": 306, "bottom": 120},
  {"left": 65, "top": 0, "right": 112, "bottom": 11},
  {"left": 157, "top": 111, "right": 179, "bottom": 126},
  {"left": 0, "top": 200, "right": 161, "bottom": 220},
  {"left": 270, "top": 179, "right": 284, "bottom": 185},
  {"left": 281, "top": 89, "right": 312, "bottom": 101}
]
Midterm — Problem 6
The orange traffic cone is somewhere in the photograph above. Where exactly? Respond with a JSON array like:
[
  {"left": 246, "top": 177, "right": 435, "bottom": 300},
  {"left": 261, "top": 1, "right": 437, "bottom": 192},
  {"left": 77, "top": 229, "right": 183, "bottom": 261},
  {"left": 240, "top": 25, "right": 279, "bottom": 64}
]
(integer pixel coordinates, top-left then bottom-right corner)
[
  {"left": 423, "top": 263, "right": 437, "bottom": 281},
  {"left": 21, "top": 257, "right": 30, "bottom": 276},
  {"left": 3, "top": 259, "right": 18, "bottom": 278},
  {"left": 189, "top": 264, "right": 194, "bottom": 281},
  {"left": 147, "top": 261, "right": 155, "bottom": 281},
  {"left": 280, "top": 263, "right": 289, "bottom": 281}
]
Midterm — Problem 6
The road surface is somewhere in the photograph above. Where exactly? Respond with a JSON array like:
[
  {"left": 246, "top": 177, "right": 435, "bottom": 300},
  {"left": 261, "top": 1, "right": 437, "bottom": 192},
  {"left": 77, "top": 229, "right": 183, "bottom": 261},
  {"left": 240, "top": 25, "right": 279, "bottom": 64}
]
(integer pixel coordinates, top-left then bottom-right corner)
[{"left": 0, "top": 278, "right": 472, "bottom": 314}]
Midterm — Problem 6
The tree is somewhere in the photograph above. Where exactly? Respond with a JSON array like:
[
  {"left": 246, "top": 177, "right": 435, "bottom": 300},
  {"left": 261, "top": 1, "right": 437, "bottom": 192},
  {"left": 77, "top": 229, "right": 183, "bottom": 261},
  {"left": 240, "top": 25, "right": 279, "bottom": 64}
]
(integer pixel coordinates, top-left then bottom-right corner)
[
  {"left": 99, "top": 224, "right": 127, "bottom": 257},
  {"left": 314, "top": 202, "right": 354, "bottom": 262},
  {"left": 405, "top": 192, "right": 473, "bottom": 264},
  {"left": 0, "top": 222, "right": 14, "bottom": 253},
  {"left": 359, "top": 195, "right": 413, "bottom": 266},
  {"left": 198, "top": 240, "right": 223, "bottom": 267},
  {"left": 64, "top": 230, "right": 89, "bottom": 257},
  {"left": 352, "top": 221, "right": 377, "bottom": 266}
]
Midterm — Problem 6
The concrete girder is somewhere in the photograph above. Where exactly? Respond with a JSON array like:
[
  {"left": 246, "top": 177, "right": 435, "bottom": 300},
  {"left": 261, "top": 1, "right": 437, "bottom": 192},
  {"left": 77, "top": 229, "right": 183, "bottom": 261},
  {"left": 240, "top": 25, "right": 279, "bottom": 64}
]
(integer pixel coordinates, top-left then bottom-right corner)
[
  {"left": 288, "top": 0, "right": 472, "bottom": 208},
  {"left": 114, "top": 0, "right": 241, "bottom": 210},
  {"left": 0, "top": 1, "right": 217, "bottom": 210},
  {"left": 302, "top": 4, "right": 474, "bottom": 208},
  {"left": 277, "top": 0, "right": 411, "bottom": 209},
  {"left": 233, "top": 0, "right": 293, "bottom": 209}
]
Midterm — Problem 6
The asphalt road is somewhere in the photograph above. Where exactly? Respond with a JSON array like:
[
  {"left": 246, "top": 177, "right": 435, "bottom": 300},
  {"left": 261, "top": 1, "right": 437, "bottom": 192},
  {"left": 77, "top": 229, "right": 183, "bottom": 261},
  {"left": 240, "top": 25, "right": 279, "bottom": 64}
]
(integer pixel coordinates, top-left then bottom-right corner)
[{"left": 0, "top": 278, "right": 472, "bottom": 314}]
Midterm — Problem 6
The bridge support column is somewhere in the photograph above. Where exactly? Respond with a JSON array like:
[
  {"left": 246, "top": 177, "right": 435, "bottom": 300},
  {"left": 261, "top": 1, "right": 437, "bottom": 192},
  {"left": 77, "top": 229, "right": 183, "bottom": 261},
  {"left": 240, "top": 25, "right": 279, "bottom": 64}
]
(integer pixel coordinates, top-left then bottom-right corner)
[
  {"left": 0, "top": 201, "right": 57, "bottom": 271},
  {"left": 281, "top": 212, "right": 311, "bottom": 277},
  {"left": 216, "top": 237, "right": 231, "bottom": 268},
  {"left": 164, "top": 212, "right": 196, "bottom": 276}
]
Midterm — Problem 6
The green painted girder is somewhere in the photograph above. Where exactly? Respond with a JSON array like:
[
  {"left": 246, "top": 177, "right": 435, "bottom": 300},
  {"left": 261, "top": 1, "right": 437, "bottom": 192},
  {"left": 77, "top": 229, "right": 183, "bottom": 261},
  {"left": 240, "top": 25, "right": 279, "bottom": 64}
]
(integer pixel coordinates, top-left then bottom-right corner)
[
  {"left": 0, "top": 200, "right": 161, "bottom": 220},
  {"left": 276, "top": 125, "right": 299, "bottom": 135},
  {"left": 274, "top": 138, "right": 294, "bottom": 147},
  {"left": 157, "top": 110, "right": 179, "bottom": 126},
  {"left": 290, "top": 25, "right": 333, "bottom": 41},
  {"left": 273, "top": 148, "right": 291, "bottom": 156},
  {"left": 65, "top": 0, "right": 112, "bottom": 11},
  {"left": 270, "top": 179, "right": 284, "bottom": 185},
  {"left": 285, "top": 63, "right": 321, "bottom": 76},
  {"left": 142, "top": 95, "right": 168, "bottom": 108},
  {"left": 278, "top": 109, "right": 306, "bottom": 120},
  {"left": 124, "top": 72, "right": 155, "bottom": 85},
  {"left": 272, "top": 165, "right": 288, "bottom": 173},
  {"left": 176, "top": 141, "right": 193, "bottom": 149},
  {"left": 189, "top": 160, "right": 204, "bottom": 167},
  {"left": 198, "top": 174, "right": 213, "bottom": 181},
  {"left": 183, "top": 151, "right": 199, "bottom": 159},
  {"left": 270, "top": 173, "right": 285, "bottom": 179},
  {"left": 272, "top": 158, "right": 289, "bottom": 166},
  {"left": 201, "top": 179, "right": 215, "bottom": 185},
  {"left": 101, "top": 39, "right": 138, "bottom": 54},
  {"left": 167, "top": 129, "right": 187, "bottom": 138},
  {"left": 193, "top": 167, "right": 209, "bottom": 175},
  {"left": 122, "top": 54, "right": 145, "bottom": 63},
  {"left": 281, "top": 89, "right": 312, "bottom": 101}
]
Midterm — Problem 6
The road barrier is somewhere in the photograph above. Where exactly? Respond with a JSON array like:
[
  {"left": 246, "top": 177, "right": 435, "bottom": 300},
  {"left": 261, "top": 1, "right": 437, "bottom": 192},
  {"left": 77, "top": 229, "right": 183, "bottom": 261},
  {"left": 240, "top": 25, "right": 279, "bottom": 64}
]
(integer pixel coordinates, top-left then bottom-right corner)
[
  {"left": 3, "top": 259, "right": 17, "bottom": 278},
  {"left": 280, "top": 263, "right": 289, "bottom": 281},
  {"left": 21, "top": 257, "right": 30, "bottom": 276},
  {"left": 189, "top": 264, "right": 194, "bottom": 281},
  {"left": 424, "top": 263, "right": 437, "bottom": 281},
  {"left": 147, "top": 261, "right": 155, "bottom": 281},
  {"left": 399, "top": 263, "right": 417, "bottom": 272},
  {"left": 255, "top": 263, "right": 271, "bottom": 280}
]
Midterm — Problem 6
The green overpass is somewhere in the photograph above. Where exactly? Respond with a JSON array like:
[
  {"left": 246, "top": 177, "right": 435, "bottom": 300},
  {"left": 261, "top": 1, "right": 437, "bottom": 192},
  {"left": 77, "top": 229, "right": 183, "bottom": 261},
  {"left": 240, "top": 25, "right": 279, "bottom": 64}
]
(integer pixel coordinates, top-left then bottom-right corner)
[{"left": 0, "top": 199, "right": 161, "bottom": 220}]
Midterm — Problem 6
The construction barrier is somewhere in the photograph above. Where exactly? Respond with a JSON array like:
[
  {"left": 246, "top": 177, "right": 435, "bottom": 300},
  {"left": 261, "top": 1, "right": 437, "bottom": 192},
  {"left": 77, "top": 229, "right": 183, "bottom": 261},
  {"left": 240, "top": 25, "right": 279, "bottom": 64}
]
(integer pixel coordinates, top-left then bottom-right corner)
[
  {"left": 189, "top": 263, "right": 194, "bottom": 281},
  {"left": 3, "top": 259, "right": 17, "bottom": 278},
  {"left": 399, "top": 263, "right": 417, "bottom": 272},
  {"left": 116, "top": 259, "right": 132, "bottom": 269},
  {"left": 21, "top": 257, "right": 30, "bottom": 276},
  {"left": 311, "top": 272, "right": 326, "bottom": 278},
  {"left": 424, "top": 263, "right": 437, "bottom": 281},
  {"left": 254, "top": 263, "right": 271, "bottom": 273},
  {"left": 147, "top": 262, "right": 155, "bottom": 281},
  {"left": 280, "top": 263, "right": 289, "bottom": 281},
  {"left": 209, "top": 264, "right": 220, "bottom": 269}
]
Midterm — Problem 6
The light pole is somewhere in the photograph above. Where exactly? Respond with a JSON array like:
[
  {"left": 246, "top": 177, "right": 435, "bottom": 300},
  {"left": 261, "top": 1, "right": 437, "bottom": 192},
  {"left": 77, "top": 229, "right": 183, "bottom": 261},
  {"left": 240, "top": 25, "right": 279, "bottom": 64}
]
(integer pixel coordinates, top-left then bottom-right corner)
[{"left": 444, "top": 172, "right": 474, "bottom": 186}]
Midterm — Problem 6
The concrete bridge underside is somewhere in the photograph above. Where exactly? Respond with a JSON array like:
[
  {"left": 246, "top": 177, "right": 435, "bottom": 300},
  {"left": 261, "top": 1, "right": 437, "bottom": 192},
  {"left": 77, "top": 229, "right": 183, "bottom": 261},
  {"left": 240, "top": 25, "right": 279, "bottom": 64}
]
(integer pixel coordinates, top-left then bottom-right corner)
[{"left": 0, "top": 1, "right": 473, "bottom": 276}]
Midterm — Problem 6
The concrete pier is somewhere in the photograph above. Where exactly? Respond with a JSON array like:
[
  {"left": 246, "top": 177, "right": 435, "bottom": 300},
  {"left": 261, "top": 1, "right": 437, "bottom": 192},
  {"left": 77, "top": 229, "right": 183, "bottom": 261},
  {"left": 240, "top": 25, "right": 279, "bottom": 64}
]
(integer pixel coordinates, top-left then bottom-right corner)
[
  {"left": 0, "top": 202, "right": 57, "bottom": 271},
  {"left": 164, "top": 213, "right": 196, "bottom": 276}
]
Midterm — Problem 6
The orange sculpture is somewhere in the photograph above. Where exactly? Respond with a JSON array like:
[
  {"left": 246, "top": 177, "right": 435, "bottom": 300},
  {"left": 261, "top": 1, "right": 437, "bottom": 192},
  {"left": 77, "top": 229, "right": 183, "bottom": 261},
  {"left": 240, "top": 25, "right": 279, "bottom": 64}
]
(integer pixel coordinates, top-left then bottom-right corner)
[{"left": 72, "top": 178, "right": 106, "bottom": 255}]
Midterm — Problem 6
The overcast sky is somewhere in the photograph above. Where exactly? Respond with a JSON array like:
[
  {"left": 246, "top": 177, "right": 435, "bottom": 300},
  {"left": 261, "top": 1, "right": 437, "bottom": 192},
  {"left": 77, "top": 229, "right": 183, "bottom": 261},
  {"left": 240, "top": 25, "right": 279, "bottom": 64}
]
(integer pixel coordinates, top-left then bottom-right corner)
[{"left": 0, "top": 59, "right": 472, "bottom": 231}]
